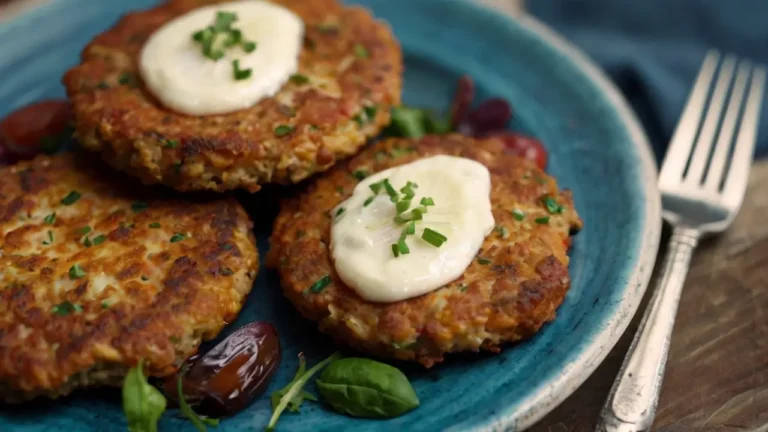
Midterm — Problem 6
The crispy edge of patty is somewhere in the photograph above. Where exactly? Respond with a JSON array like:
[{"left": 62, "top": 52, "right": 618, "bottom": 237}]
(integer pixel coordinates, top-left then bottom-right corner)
[
  {"left": 63, "top": 0, "right": 403, "bottom": 192},
  {"left": 267, "top": 135, "right": 583, "bottom": 367},
  {"left": 0, "top": 153, "right": 259, "bottom": 400}
]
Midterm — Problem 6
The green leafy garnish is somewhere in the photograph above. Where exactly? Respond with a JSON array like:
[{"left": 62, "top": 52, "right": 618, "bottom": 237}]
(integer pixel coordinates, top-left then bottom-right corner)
[
  {"left": 535, "top": 216, "right": 550, "bottom": 224},
  {"left": 42, "top": 230, "right": 54, "bottom": 245},
  {"left": 268, "top": 352, "right": 341, "bottom": 431},
  {"left": 69, "top": 264, "right": 86, "bottom": 279},
  {"left": 118, "top": 72, "right": 137, "bottom": 87},
  {"left": 274, "top": 125, "right": 294, "bottom": 137},
  {"left": 43, "top": 213, "right": 56, "bottom": 224},
  {"left": 170, "top": 233, "right": 187, "bottom": 243},
  {"left": 512, "top": 209, "right": 525, "bottom": 221},
  {"left": 351, "top": 169, "right": 367, "bottom": 180},
  {"left": 149, "top": 222, "right": 161, "bottom": 229},
  {"left": 542, "top": 196, "right": 563, "bottom": 214},
  {"left": 51, "top": 301, "right": 83, "bottom": 316},
  {"left": 92, "top": 234, "right": 107, "bottom": 246},
  {"left": 353, "top": 44, "right": 368, "bottom": 58},
  {"left": 335, "top": 207, "right": 345, "bottom": 217},
  {"left": 308, "top": 275, "right": 331, "bottom": 293},
  {"left": 177, "top": 373, "right": 219, "bottom": 431},
  {"left": 163, "top": 139, "right": 179, "bottom": 149},
  {"left": 83, "top": 236, "right": 92, "bottom": 247},
  {"left": 395, "top": 199, "right": 411, "bottom": 214},
  {"left": 78, "top": 226, "right": 92, "bottom": 236},
  {"left": 422, "top": 228, "right": 447, "bottom": 247},
  {"left": 477, "top": 257, "right": 492, "bottom": 265},
  {"left": 232, "top": 59, "right": 252, "bottom": 80},
  {"left": 495, "top": 225, "right": 509, "bottom": 239},
  {"left": 242, "top": 41, "right": 257, "bottom": 53},
  {"left": 122, "top": 359, "right": 167, "bottom": 432},
  {"left": 363, "top": 196, "right": 375, "bottom": 207},
  {"left": 61, "top": 191, "right": 81, "bottom": 205},
  {"left": 388, "top": 107, "right": 427, "bottom": 138},
  {"left": 420, "top": 197, "right": 434, "bottom": 206},
  {"left": 289, "top": 74, "right": 310, "bottom": 85}
]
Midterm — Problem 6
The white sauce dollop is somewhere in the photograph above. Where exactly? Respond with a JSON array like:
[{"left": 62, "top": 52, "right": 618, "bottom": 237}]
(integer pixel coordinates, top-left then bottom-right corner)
[
  {"left": 139, "top": 0, "right": 304, "bottom": 116},
  {"left": 330, "top": 155, "right": 495, "bottom": 303}
]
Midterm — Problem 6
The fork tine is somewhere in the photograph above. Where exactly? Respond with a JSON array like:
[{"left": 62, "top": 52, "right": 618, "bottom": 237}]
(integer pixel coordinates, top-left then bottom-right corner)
[
  {"left": 660, "top": 50, "right": 720, "bottom": 187},
  {"left": 684, "top": 55, "right": 736, "bottom": 184},
  {"left": 704, "top": 61, "right": 752, "bottom": 191},
  {"left": 722, "top": 66, "right": 766, "bottom": 208}
]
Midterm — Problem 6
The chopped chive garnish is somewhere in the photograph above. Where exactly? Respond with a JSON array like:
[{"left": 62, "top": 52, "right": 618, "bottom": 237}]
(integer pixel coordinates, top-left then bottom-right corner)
[
  {"left": 170, "top": 233, "right": 187, "bottom": 243},
  {"left": 363, "top": 105, "right": 378, "bottom": 120},
  {"left": 233, "top": 59, "right": 252, "bottom": 80},
  {"left": 458, "top": 284, "right": 468, "bottom": 292},
  {"left": 369, "top": 182, "right": 383, "bottom": 194},
  {"left": 69, "top": 264, "right": 86, "bottom": 279},
  {"left": 83, "top": 236, "right": 92, "bottom": 247},
  {"left": 535, "top": 216, "right": 550, "bottom": 224},
  {"left": 512, "top": 209, "right": 525, "bottom": 221},
  {"left": 42, "top": 230, "right": 54, "bottom": 245},
  {"left": 353, "top": 43, "right": 369, "bottom": 58},
  {"left": 118, "top": 72, "right": 137, "bottom": 87},
  {"left": 405, "top": 221, "right": 416, "bottom": 235},
  {"left": 131, "top": 201, "right": 149, "bottom": 213},
  {"left": 309, "top": 275, "right": 331, "bottom": 293},
  {"left": 101, "top": 301, "right": 110, "bottom": 309},
  {"left": 422, "top": 228, "right": 447, "bottom": 247},
  {"left": 141, "top": 275, "right": 149, "bottom": 281},
  {"left": 242, "top": 41, "right": 257, "bottom": 52},
  {"left": 214, "top": 11, "right": 237, "bottom": 31},
  {"left": 393, "top": 215, "right": 407, "bottom": 225},
  {"left": 335, "top": 207, "right": 345, "bottom": 217},
  {"left": 420, "top": 197, "right": 434, "bottom": 206},
  {"left": 397, "top": 238, "right": 410, "bottom": 255},
  {"left": 352, "top": 170, "right": 368, "bottom": 180},
  {"left": 61, "top": 191, "right": 81, "bottom": 205},
  {"left": 164, "top": 139, "right": 179, "bottom": 149},
  {"left": 410, "top": 208, "right": 424, "bottom": 220},
  {"left": 477, "top": 258, "right": 492, "bottom": 265},
  {"left": 148, "top": 222, "right": 161, "bottom": 229},
  {"left": 382, "top": 179, "right": 398, "bottom": 198},
  {"left": 542, "top": 196, "right": 563, "bottom": 214},
  {"left": 44, "top": 213, "right": 56, "bottom": 224},
  {"left": 495, "top": 225, "right": 509, "bottom": 239},
  {"left": 78, "top": 226, "right": 92, "bottom": 235},
  {"left": 224, "top": 28, "right": 242, "bottom": 47},
  {"left": 52, "top": 301, "right": 83, "bottom": 316},
  {"left": 274, "top": 125, "right": 294, "bottom": 137},
  {"left": 391, "top": 244, "right": 400, "bottom": 257},
  {"left": 364, "top": 196, "right": 375, "bottom": 207},
  {"left": 289, "top": 74, "right": 310, "bottom": 84},
  {"left": 92, "top": 234, "right": 106, "bottom": 245},
  {"left": 395, "top": 199, "right": 411, "bottom": 214}
]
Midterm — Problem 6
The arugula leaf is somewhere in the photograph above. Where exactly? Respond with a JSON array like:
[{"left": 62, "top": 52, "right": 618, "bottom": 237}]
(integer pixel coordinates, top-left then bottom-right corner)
[
  {"left": 122, "top": 360, "right": 167, "bottom": 432},
  {"left": 267, "top": 352, "right": 341, "bottom": 430},
  {"left": 177, "top": 374, "right": 219, "bottom": 431}
]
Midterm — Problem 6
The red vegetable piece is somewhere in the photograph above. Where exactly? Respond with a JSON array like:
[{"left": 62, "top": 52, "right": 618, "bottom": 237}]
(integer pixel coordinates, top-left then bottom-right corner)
[
  {"left": 466, "top": 98, "right": 512, "bottom": 135},
  {"left": 163, "top": 321, "right": 282, "bottom": 417},
  {"left": 493, "top": 133, "right": 548, "bottom": 170},
  {"left": 449, "top": 75, "right": 475, "bottom": 129},
  {"left": 0, "top": 100, "right": 71, "bottom": 161}
]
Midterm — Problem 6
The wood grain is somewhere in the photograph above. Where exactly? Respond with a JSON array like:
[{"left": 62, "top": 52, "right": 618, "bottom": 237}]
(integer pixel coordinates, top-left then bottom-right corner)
[{"left": 531, "top": 160, "right": 768, "bottom": 431}]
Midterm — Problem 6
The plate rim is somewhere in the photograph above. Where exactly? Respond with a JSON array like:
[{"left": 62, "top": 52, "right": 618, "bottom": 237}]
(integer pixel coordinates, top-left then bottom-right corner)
[{"left": 0, "top": 0, "right": 662, "bottom": 430}]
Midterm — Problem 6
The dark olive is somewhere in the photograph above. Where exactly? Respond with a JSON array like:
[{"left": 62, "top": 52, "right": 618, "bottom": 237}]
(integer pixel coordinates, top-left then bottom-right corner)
[{"left": 163, "top": 321, "right": 281, "bottom": 417}]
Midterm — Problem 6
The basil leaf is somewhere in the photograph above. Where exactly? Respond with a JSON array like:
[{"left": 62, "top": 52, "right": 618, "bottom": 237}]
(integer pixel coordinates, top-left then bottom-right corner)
[
  {"left": 316, "top": 357, "right": 419, "bottom": 418},
  {"left": 122, "top": 360, "right": 167, "bottom": 432}
]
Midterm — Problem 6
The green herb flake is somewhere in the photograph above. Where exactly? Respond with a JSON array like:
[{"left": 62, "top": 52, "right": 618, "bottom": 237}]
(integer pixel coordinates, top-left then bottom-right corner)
[
  {"left": 214, "top": 11, "right": 237, "bottom": 31},
  {"left": 78, "top": 226, "right": 92, "bottom": 236},
  {"left": 163, "top": 139, "right": 179, "bottom": 149},
  {"left": 43, "top": 213, "right": 56, "bottom": 225},
  {"left": 335, "top": 207, "right": 345, "bottom": 217},
  {"left": 274, "top": 125, "right": 295, "bottom": 137},
  {"left": 308, "top": 275, "right": 331, "bottom": 293},
  {"left": 148, "top": 222, "right": 161, "bottom": 229},
  {"left": 101, "top": 301, "right": 111, "bottom": 309},
  {"left": 141, "top": 275, "right": 149, "bottom": 281},
  {"left": 118, "top": 72, "right": 137, "bottom": 87},
  {"left": 170, "top": 233, "right": 187, "bottom": 243},
  {"left": 458, "top": 284, "right": 468, "bottom": 292},
  {"left": 512, "top": 209, "right": 525, "bottom": 221},
  {"left": 495, "top": 225, "right": 509, "bottom": 239},
  {"left": 61, "top": 191, "right": 82, "bottom": 205},
  {"left": 542, "top": 196, "right": 564, "bottom": 214},
  {"left": 391, "top": 243, "right": 400, "bottom": 257},
  {"left": 69, "top": 263, "right": 86, "bottom": 279},
  {"left": 477, "top": 257, "right": 492, "bottom": 265},
  {"left": 289, "top": 73, "right": 310, "bottom": 85},
  {"left": 422, "top": 228, "right": 447, "bottom": 247},
  {"left": 242, "top": 40, "right": 257, "bottom": 53},
  {"left": 233, "top": 59, "right": 252, "bottom": 80},
  {"left": 131, "top": 201, "right": 149, "bottom": 213},
  {"left": 51, "top": 300, "right": 83, "bottom": 316},
  {"left": 42, "top": 230, "right": 54, "bottom": 245},
  {"left": 351, "top": 169, "right": 368, "bottom": 180},
  {"left": 92, "top": 234, "right": 107, "bottom": 246},
  {"left": 83, "top": 236, "right": 92, "bottom": 248},
  {"left": 353, "top": 43, "right": 369, "bottom": 58},
  {"left": 419, "top": 197, "right": 434, "bottom": 206},
  {"left": 535, "top": 216, "right": 550, "bottom": 225},
  {"left": 268, "top": 352, "right": 341, "bottom": 431},
  {"left": 363, "top": 196, "right": 375, "bottom": 207},
  {"left": 395, "top": 199, "right": 411, "bottom": 215}
]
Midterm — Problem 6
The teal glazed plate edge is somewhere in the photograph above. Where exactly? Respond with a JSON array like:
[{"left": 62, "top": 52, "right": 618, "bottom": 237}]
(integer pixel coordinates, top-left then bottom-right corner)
[{"left": 0, "top": 0, "right": 662, "bottom": 431}]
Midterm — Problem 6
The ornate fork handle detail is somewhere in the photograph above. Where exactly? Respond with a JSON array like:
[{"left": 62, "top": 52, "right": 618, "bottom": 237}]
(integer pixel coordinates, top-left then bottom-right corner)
[{"left": 598, "top": 226, "right": 700, "bottom": 432}]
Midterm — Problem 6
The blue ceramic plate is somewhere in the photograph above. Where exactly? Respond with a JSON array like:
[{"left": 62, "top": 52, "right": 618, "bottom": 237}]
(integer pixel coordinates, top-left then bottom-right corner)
[{"left": 0, "top": 0, "right": 661, "bottom": 430}]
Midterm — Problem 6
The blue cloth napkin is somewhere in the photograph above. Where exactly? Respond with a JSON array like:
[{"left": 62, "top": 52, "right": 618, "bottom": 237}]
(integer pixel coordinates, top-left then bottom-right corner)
[{"left": 528, "top": 0, "right": 768, "bottom": 160}]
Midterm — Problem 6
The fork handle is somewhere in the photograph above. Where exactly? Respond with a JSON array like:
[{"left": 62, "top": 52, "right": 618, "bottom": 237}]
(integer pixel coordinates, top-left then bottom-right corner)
[{"left": 596, "top": 226, "right": 700, "bottom": 432}]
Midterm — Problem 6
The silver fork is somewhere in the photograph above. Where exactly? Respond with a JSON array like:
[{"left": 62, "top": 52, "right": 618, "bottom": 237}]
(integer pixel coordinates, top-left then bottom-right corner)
[{"left": 596, "top": 50, "right": 766, "bottom": 432}]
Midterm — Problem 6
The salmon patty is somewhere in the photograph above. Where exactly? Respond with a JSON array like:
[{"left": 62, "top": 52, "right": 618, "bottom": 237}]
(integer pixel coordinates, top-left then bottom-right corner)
[
  {"left": 0, "top": 153, "right": 259, "bottom": 401},
  {"left": 268, "top": 135, "right": 582, "bottom": 367},
  {"left": 63, "top": 0, "right": 402, "bottom": 193}
]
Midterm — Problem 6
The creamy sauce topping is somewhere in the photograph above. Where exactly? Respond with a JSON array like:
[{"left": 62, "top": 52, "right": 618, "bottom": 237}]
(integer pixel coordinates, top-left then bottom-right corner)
[
  {"left": 330, "top": 155, "right": 495, "bottom": 302},
  {"left": 139, "top": 0, "right": 304, "bottom": 116}
]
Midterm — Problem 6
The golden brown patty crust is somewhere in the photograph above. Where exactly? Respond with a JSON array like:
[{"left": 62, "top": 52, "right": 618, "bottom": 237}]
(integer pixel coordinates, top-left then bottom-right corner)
[
  {"left": 268, "top": 135, "right": 583, "bottom": 367},
  {"left": 63, "top": 0, "right": 403, "bottom": 192},
  {"left": 0, "top": 153, "right": 259, "bottom": 401}
]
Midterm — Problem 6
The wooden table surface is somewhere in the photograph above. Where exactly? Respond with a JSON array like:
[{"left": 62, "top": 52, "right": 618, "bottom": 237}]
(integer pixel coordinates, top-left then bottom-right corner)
[{"left": 1, "top": 0, "right": 766, "bottom": 431}]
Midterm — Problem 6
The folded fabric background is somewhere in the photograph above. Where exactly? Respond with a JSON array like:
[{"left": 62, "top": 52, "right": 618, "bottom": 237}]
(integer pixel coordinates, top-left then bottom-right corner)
[{"left": 529, "top": 0, "right": 768, "bottom": 161}]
